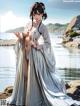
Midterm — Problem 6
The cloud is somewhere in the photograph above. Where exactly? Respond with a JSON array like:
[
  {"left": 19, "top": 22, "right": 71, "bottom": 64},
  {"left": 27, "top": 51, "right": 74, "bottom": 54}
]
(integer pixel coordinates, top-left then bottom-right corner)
[
  {"left": 0, "top": 11, "right": 30, "bottom": 32},
  {"left": 0, "top": 10, "right": 69, "bottom": 32},
  {"left": 47, "top": 0, "right": 80, "bottom": 10}
]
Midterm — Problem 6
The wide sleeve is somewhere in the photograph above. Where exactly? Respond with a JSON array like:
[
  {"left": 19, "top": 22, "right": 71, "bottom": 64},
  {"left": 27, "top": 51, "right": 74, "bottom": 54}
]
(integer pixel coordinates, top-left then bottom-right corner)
[
  {"left": 40, "top": 24, "right": 51, "bottom": 49},
  {"left": 41, "top": 25, "right": 56, "bottom": 69},
  {"left": 34, "top": 24, "right": 56, "bottom": 72}
]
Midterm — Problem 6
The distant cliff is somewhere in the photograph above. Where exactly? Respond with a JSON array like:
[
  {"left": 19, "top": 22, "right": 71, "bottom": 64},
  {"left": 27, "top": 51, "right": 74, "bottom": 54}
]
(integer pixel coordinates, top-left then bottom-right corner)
[
  {"left": 46, "top": 23, "right": 68, "bottom": 35},
  {"left": 6, "top": 23, "right": 68, "bottom": 36},
  {"left": 6, "top": 27, "right": 24, "bottom": 33}
]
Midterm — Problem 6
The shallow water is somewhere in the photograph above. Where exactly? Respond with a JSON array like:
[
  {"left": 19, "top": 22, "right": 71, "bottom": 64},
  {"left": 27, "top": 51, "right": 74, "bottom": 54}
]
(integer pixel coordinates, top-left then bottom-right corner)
[{"left": 0, "top": 33, "right": 80, "bottom": 92}]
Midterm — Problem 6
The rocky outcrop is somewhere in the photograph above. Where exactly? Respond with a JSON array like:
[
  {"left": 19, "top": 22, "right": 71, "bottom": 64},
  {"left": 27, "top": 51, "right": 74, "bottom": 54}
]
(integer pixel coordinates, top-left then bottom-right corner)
[
  {"left": 65, "top": 15, "right": 80, "bottom": 35},
  {"left": 66, "top": 80, "right": 80, "bottom": 101},
  {"left": 0, "top": 86, "right": 13, "bottom": 99},
  {"left": 63, "top": 15, "right": 80, "bottom": 49}
]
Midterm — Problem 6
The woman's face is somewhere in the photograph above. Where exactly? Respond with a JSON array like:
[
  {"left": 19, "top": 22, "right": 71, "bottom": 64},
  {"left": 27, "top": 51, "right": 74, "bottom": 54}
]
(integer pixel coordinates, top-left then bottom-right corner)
[{"left": 33, "top": 13, "right": 43, "bottom": 23}]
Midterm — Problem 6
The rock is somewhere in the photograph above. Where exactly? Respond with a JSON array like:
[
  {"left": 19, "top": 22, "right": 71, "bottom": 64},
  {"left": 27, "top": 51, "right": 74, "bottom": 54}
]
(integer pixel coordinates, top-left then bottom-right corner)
[
  {"left": 4, "top": 86, "right": 13, "bottom": 94},
  {"left": 65, "top": 83, "right": 70, "bottom": 89},
  {"left": 62, "top": 15, "right": 80, "bottom": 49},
  {"left": 66, "top": 80, "right": 80, "bottom": 101},
  {"left": 65, "top": 15, "right": 80, "bottom": 34},
  {"left": 0, "top": 86, "right": 13, "bottom": 99},
  {"left": 63, "top": 41, "right": 78, "bottom": 48},
  {"left": 68, "top": 80, "right": 80, "bottom": 87}
]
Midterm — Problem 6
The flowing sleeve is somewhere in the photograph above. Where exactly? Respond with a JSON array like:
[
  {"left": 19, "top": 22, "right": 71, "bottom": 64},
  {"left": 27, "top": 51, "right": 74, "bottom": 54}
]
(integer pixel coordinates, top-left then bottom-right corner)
[
  {"left": 38, "top": 24, "right": 56, "bottom": 69},
  {"left": 39, "top": 24, "right": 51, "bottom": 49}
]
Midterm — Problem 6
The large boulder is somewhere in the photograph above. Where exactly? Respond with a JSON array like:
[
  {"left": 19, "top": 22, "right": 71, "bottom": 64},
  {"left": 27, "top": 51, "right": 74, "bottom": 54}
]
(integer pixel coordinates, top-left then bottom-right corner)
[
  {"left": 66, "top": 80, "right": 80, "bottom": 101},
  {"left": 63, "top": 15, "right": 80, "bottom": 49},
  {"left": 65, "top": 15, "right": 80, "bottom": 34}
]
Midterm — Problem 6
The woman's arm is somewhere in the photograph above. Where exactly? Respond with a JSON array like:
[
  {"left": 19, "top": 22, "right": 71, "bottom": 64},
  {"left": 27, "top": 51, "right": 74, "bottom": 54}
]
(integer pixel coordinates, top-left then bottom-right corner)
[{"left": 36, "top": 24, "right": 51, "bottom": 50}]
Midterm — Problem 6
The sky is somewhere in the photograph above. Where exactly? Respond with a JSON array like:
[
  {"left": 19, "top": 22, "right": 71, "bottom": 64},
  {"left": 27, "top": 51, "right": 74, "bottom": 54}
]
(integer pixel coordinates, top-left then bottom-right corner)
[{"left": 0, "top": 0, "right": 80, "bottom": 32}]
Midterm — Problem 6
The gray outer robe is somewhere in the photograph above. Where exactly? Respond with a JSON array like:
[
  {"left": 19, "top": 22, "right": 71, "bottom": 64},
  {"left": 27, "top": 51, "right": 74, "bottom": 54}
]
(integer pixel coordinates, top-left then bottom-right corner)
[{"left": 8, "top": 22, "right": 78, "bottom": 106}]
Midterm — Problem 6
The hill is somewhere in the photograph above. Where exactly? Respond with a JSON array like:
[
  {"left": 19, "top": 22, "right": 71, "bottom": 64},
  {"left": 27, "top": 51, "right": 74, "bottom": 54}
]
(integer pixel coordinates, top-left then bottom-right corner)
[{"left": 6, "top": 23, "right": 68, "bottom": 36}]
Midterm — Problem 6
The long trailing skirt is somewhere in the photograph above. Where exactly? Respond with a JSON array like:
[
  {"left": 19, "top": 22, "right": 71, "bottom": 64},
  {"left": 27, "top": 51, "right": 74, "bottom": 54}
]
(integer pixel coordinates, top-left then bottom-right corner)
[{"left": 8, "top": 41, "right": 80, "bottom": 106}]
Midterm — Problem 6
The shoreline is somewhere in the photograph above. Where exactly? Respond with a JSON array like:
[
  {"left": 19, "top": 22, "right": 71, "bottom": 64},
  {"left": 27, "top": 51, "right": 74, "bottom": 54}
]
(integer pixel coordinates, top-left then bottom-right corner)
[
  {"left": 0, "top": 40, "right": 17, "bottom": 46},
  {"left": 62, "top": 40, "right": 80, "bottom": 53}
]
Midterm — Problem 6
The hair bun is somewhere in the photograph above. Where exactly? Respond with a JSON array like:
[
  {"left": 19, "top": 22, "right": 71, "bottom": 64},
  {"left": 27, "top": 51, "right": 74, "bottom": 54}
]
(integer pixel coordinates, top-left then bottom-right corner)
[
  {"left": 39, "top": 2, "right": 45, "bottom": 10},
  {"left": 30, "top": 2, "right": 47, "bottom": 20}
]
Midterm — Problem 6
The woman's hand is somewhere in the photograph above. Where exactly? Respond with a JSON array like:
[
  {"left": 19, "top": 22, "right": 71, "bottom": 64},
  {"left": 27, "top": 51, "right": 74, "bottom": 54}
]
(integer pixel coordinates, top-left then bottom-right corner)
[
  {"left": 14, "top": 32, "right": 23, "bottom": 39},
  {"left": 31, "top": 41, "right": 37, "bottom": 48},
  {"left": 34, "top": 41, "right": 42, "bottom": 50},
  {"left": 31, "top": 40, "right": 42, "bottom": 50}
]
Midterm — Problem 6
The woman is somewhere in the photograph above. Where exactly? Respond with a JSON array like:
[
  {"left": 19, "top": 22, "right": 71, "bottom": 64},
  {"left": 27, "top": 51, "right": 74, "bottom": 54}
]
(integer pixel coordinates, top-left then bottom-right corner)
[{"left": 8, "top": 2, "right": 80, "bottom": 106}]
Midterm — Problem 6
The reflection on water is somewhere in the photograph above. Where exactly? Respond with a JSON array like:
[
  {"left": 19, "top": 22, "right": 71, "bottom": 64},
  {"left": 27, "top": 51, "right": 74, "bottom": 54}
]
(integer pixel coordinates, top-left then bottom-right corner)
[
  {"left": 0, "top": 33, "right": 80, "bottom": 91},
  {"left": 51, "top": 35, "right": 80, "bottom": 82},
  {"left": 56, "top": 68, "right": 80, "bottom": 82},
  {"left": 0, "top": 46, "right": 16, "bottom": 92}
]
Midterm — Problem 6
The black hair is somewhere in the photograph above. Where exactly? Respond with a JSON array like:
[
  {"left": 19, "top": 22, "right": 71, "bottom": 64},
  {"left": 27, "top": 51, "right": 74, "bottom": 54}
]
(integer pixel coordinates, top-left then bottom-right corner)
[
  {"left": 30, "top": 2, "right": 47, "bottom": 34},
  {"left": 30, "top": 2, "right": 47, "bottom": 20}
]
